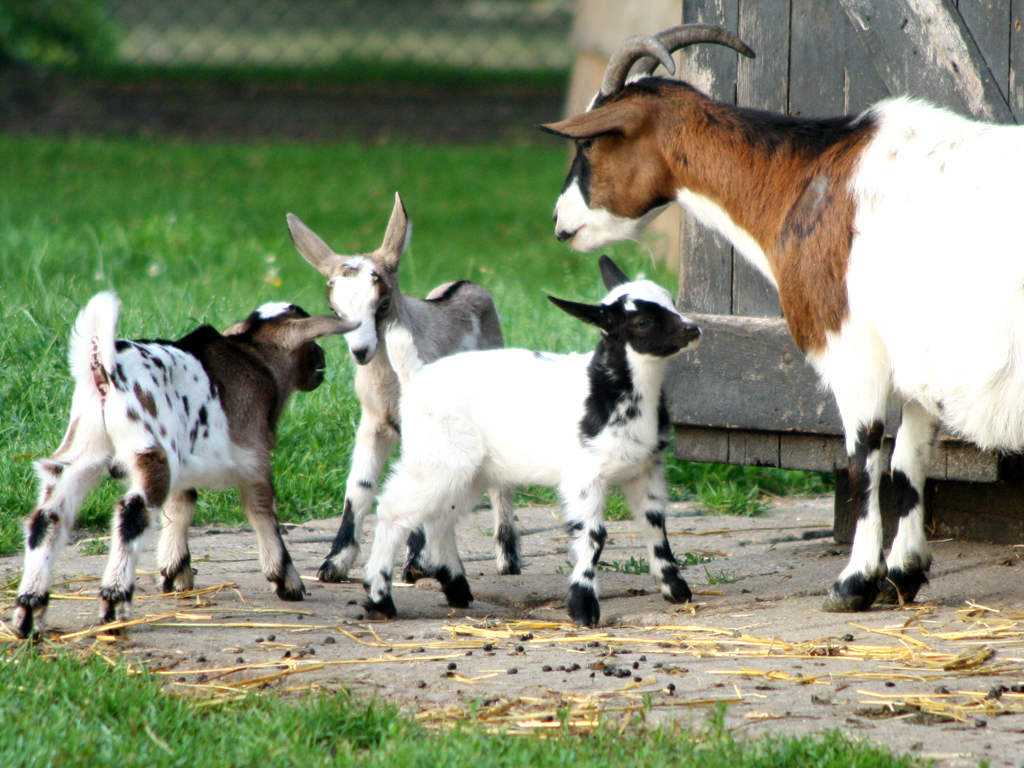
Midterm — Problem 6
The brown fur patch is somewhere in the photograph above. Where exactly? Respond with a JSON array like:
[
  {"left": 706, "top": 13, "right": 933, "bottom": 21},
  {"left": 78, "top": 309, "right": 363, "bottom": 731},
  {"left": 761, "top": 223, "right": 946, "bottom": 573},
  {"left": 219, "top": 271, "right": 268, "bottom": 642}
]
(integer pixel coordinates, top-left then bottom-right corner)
[
  {"left": 134, "top": 382, "right": 159, "bottom": 418},
  {"left": 135, "top": 447, "right": 171, "bottom": 508},
  {"left": 564, "top": 82, "right": 878, "bottom": 353}
]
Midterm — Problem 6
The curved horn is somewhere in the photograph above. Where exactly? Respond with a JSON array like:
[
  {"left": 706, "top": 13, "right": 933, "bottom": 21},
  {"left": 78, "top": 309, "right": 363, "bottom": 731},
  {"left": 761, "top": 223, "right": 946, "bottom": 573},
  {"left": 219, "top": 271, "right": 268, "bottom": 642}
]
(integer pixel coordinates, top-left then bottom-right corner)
[
  {"left": 627, "top": 24, "right": 756, "bottom": 81},
  {"left": 600, "top": 35, "right": 675, "bottom": 98}
]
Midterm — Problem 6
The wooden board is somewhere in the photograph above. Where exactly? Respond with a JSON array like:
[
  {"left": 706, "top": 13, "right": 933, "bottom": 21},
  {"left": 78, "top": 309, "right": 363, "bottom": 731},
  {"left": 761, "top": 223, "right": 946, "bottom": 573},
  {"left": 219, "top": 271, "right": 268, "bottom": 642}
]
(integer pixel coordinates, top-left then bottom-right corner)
[{"left": 840, "top": 0, "right": 1015, "bottom": 122}]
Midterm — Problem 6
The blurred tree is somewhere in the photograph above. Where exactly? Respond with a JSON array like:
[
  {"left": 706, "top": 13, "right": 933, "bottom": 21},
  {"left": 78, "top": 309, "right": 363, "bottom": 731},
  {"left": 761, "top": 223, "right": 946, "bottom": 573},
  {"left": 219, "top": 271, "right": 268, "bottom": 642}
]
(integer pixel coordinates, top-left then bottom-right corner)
[{"left": 0, "top": 0, "right": 115, "bottom": 69}]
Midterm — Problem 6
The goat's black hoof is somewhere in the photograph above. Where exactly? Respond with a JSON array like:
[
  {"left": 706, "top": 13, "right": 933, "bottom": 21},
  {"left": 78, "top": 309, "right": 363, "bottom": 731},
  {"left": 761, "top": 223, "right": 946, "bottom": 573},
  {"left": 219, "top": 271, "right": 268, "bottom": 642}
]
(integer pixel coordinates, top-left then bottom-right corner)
[
  {"left": 567, "top": 583, "right": 600, "bottom": 628},
  {"left": 275, "top": 583, "right": 306, "bottom": 602},
  {"left": 317, "top": 558, "right": 348, "bottom": 584},
  {"left": 402, "top": 561, "right": 428, "bottom": 584},
  {"left": 12, "top": 593, "right": 47, "bottom": 639},
  {"left": 99, "top": 586, "right": 133, "bottom": 625},
  {"left": 876, "top": 567, "right": 929, "bottom": 605},
  {"left": 160, "top": 557, "right": 195, "bottom": 593},
  {"left": 497, "top": 561, "right": 521, "bottom": 576},
  {"left": 822, "top": 573, "right": 880, "bottom": 612},
  {"left": 660, "top": 571, "right": 692, "bottom": 604},
  {"left": 362, "top": 595, "right": 397, "bottom": 619},
  {"left": 441, "top": 575, "right": 474, "bottom": 609}
]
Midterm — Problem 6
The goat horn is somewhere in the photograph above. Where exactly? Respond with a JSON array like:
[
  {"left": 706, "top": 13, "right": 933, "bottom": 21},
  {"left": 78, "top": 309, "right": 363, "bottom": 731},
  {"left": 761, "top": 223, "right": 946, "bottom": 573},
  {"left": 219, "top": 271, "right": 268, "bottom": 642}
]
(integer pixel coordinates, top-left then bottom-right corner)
[
  {"left": 627, "top": 24, "right": 756, "bottom": 82},
  {"left": 600, "top": 35, "right": 675, "bottom": 98}
]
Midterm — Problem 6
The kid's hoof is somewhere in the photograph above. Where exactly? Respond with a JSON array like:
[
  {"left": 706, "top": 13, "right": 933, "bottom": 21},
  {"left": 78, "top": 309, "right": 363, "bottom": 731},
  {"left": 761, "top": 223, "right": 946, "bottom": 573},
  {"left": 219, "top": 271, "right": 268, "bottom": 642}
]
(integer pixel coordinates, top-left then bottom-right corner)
[
  {"left": 567, "top": 583, "right": 600, "bottom": 628},
  {"left": 402, "top": 562, "right": 428, "bottom": 584},
  {"left": 822, "top": 573, "right": 880, "bottom": 612},
  {"left": 12, "top": 593, "right": 47, "bottom": 639},
  {"left": 275, "top": 582, "right": 306, "bottom": 601},
  {"left": 661, "top": 572, "right": 692, "bottom": 604},
  {"left": 99, "top": 586, "right": 133, "bottom": 625},
  {"left": 362, "top": 595, "right": 397, "bottom": 619},
  {"left": 160, "top": 557, "right": 195, "bottom": 593},
  {"left": 318, "top": 557, "right": 349, "bottom": 584},
  {"left": 441, "top": 575, "right": 474, "bottom": 609},
  {"left": 876, "top": 567, "right": 929, "bottom": 605}
]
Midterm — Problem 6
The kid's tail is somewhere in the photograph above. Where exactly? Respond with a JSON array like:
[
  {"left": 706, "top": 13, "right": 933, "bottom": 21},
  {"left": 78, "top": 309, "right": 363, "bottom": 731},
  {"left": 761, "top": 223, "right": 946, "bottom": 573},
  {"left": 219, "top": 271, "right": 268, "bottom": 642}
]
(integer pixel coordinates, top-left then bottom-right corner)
[{"left": 68, "top": 291, "right": 120, "bottom": 397}]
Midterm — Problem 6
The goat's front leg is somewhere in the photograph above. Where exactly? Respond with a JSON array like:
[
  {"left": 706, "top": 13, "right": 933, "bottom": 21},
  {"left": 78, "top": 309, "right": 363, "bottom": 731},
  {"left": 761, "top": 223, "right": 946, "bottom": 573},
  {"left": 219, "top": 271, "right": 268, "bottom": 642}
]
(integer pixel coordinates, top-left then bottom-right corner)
[
  {"left": 239, "top": 478, "right": 305, "bottom": 600},
  {"left": 14, "top": 456, "right": 107, "bottom": 638},
  {"left": 490, "top": 486, "right": 521, "bottom": 575},
  {"left": 620, "top": 458, "right": 691, "bottom": 604},
  {"left": 157, "top": 489, "right": 198, "bottom": 593},
  {"left": 561, "top": 476, "right": 608, "bottom": 627},
  {"left": 319, "top": 416, "right": 398, "bottom": 583},
  {"left": 878, "top": 400, "right": 937, "bottom": 605},
  {"left": 823, "top": 420, "right": 887, "bottom": 611},
  {"left": 100, "top": 448, "right": 171, "bottom": 625}
]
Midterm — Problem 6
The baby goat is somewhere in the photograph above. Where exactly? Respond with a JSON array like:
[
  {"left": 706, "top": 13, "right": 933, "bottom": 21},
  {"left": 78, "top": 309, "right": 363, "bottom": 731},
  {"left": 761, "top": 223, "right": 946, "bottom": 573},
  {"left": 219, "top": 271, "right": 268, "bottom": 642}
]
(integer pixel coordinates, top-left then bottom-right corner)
[
  {"left": 543, "top": 24, "right": 1024, "bottom": 612},
  {"left": 362, "top": 256, "right": 700, "bottom": 627},
  {"left": 288, "top": 193, "right": 518, "bottom": 584},
  {"left": 12, "top": 292, "right": 355, "bottom": 637}
]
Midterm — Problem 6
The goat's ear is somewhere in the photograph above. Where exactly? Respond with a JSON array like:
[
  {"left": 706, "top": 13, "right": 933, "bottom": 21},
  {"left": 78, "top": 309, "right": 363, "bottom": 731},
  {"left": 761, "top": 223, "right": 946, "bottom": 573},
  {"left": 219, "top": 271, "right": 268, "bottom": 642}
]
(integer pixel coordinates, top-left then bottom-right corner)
[
  {"left": 379, "top": 192, "right": 411, "bottom": 272},
  {"left": 279, "top": 315, "right": 359, "bottom": 349},
  {"left": 287, "top": 214, "right": 344, "bottom": 277},
  {"left": 548, "top": 296, "right": 609, "bottom": 329},
  {"left": 598, "top": 255, "right": 630, "bottom": 290},
  {"left": 223, "top": 314, "right": 255, "bottom": 337},
  {"left": 538, "top": 99, "right": 646, "bottom": 140}
]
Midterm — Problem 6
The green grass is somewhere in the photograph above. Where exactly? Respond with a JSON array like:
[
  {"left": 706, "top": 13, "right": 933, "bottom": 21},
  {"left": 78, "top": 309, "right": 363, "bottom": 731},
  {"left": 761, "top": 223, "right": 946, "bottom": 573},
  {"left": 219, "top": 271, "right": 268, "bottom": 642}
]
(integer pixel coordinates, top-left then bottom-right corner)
[
  {"left": 0, "top": 135, "right": 832, "bottom": 557},
  {"left": 0, "top": 648, "right": 923, "bottom": 768}
]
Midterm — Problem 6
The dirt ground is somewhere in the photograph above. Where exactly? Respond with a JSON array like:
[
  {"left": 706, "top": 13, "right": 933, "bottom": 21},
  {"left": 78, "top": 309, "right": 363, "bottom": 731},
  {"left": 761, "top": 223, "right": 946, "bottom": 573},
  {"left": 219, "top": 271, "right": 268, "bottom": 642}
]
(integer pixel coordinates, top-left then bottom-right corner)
[{"left": 3, "top": 496, "right": 1024, "bottom": 767}]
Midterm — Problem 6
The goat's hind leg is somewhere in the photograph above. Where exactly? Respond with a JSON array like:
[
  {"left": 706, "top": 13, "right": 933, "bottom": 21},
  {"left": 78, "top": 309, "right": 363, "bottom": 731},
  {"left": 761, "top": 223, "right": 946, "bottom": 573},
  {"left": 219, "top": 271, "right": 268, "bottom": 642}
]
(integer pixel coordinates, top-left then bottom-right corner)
[
  {"left": 421, "top": 503, "right": 474, "bottom": 608},
  {"left": 239, "top": 477, "right": 305, "bottom": 600},
  {"left": 877, "top": 401, "right": 936, "bottom": 604},
  {"left": 14, "top": 452, "right": 107, "bottom": 638},
  {"left": 157, "top": 489, "right": 198, "bottom": 592},
  {"left": 491, "top": 486, "right": 521, "bottom": 575},
  {"left": 319, "top": 418, "right": 397, "bottom": 583},
  {"left": 621, "top": 459, "right": 691, "bottom": 604},
  {"left": 100, "top": 448, "right": 170, "bottom": 625}
]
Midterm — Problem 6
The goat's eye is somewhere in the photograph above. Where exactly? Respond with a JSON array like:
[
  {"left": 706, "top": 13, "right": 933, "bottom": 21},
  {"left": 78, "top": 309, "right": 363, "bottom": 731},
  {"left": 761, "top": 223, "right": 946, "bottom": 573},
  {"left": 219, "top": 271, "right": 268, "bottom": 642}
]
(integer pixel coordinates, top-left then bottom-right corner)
[
  {"left": 379, "top": 297, "right": 391, "bottom": 312},
  {"left": 580, "top": 139, "right": 593, "bottom": 151},
  {"left": 633, "top": 318, "right": 650, "bottom": 330}
]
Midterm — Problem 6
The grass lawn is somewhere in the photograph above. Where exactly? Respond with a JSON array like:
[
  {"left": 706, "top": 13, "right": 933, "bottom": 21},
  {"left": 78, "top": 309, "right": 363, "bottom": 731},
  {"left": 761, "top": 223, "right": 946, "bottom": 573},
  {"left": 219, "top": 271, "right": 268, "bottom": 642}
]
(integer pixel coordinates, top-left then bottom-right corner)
[
  {"left": 0, "top": 134, "right": 831, "bottom": 557},
  {"left": 0, "top": 647, "right": 920, "bottom": 768}
]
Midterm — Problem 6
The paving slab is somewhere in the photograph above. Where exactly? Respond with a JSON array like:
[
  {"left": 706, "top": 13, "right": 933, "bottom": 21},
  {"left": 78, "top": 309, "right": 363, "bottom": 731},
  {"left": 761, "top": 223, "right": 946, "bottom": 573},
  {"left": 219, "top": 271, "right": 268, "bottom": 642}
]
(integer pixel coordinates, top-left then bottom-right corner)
[{"left": 3, "top": 496, "right": 1024, "bottom": 767}]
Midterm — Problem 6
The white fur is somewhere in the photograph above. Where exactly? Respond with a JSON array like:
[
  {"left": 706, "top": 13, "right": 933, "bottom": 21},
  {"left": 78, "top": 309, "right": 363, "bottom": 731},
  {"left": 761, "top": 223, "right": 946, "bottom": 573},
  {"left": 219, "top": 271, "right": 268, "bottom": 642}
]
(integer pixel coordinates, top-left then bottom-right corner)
[
  {"left": 554, "top": 181, "right": 668, "bottom": 252},
  {"left": 362, "top": 278, "right": 698, "bottom": 623}
]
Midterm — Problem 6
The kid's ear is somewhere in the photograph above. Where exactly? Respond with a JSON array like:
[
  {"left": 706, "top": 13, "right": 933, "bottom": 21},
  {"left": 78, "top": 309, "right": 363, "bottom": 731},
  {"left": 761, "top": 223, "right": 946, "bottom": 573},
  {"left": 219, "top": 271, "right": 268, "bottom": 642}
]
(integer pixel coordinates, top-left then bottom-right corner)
[
  {"left": 598, "top": 255, "right": 630, "bottom": 290},
  {"left": 547, "top": 296, "right": 609, "bottom": 329}
]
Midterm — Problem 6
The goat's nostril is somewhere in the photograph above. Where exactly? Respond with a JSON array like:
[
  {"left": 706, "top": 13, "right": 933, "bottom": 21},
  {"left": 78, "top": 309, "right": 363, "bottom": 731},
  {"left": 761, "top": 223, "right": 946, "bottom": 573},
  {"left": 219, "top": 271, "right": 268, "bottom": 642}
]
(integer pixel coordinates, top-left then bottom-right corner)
[{"left": 556, "top": 227, "right": 576, "bottom": 242}]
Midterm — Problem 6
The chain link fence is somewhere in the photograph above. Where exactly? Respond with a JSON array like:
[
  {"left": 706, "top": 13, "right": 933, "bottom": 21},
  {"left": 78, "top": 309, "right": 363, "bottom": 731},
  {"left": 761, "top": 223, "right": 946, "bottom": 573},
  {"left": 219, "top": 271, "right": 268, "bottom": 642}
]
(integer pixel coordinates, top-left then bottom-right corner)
[{"left": 11, "top": 0, "right": 576, "bottom": 75}]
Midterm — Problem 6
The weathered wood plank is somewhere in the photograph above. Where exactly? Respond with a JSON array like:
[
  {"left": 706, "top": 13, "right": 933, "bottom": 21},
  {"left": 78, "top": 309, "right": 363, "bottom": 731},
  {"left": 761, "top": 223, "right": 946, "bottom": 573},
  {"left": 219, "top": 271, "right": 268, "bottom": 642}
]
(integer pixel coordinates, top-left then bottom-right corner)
[
  {"left": 726, "top": 1, "right": 787, "bottom": 319},
  {"left": 727, "top": 430, "right": 781, "bottom": 466},
  {"left": 1009, "top": 0, "right": 1024, "bottom": 121},
  {"left": 665, "top": 313, "right": 845, "bottom": 434},
  {"left": 674, "top": 426, "right": 729, "bottom": 463},
  {"left": 790, "top": 0, "right": 851, "bottom": 117},
  {"left": 957, "top": 0, "right": 1011, "bottom": 101},
  {"left": 678, "top": 0, "right": 739, "bottom": 314},
  {"left": 840, "top": 0, "right": 1015, "bottom": 122},
  {"left": 841, "top": 3, "right": 893, "bottom": 113}
]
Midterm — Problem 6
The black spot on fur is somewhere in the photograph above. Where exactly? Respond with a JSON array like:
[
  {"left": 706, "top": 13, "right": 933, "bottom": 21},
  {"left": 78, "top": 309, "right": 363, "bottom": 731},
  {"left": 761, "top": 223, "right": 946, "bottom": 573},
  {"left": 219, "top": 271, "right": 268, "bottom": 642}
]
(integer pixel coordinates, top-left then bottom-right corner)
[
  {"left": 118, "top": 495, "right": 148, "bottom": 542},
  {"left": 198, "top": 405, "right": 208, "bottom": 427},
  {"left": 644, "top": 510, "right": 665, "bottom": 529},
  {"left": 403, "top": 527, "right": 429, "bottom": 583},
  {"left": 565, "top": 520, "right": 585, "bottom": 534},
  {"left": 357, "top": 479, "right": 374, "bottom": 490},
  {"left": 27, "top": 510, "right": 51, "bottom": 549},
  {"left": 652, "top": 543, "right": 675, "bottom": 564},
  {"left": 891, "top": 469, "right": 920, "bottom": 519},
  {"left": 579, "top": 337, "right": 633, "bottom": 439},
  {"left": 849, "top": 421, "right": 885, "bottom": 520},
  {"left": 108, "top": 462, "right": 126, "bottom": 480}
]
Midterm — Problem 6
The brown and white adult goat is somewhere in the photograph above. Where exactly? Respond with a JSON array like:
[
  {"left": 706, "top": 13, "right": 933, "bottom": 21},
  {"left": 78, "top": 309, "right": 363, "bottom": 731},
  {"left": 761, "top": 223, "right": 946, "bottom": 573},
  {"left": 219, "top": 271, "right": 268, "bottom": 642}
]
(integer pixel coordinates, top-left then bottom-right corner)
[
  {"left": 12, "top": 293, "right": 354, "bottom": 637},
  {"left": 542, "top": 25, "right": 1024, "bottom": 612}
]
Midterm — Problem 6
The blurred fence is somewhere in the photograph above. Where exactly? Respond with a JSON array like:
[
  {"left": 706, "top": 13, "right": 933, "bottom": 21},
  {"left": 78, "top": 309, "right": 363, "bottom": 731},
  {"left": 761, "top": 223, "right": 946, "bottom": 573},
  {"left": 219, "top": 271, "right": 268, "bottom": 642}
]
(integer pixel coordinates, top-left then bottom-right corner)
[{"left": 48, "top": 0, "right": 576, "bottom": 75}]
